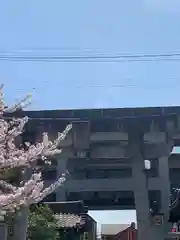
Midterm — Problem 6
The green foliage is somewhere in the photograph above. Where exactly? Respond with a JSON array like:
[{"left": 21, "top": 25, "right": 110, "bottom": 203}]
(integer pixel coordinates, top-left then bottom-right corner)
[
  {"left": 6, "top": 204, "right": 84, "bottom": 240},
  {"left": 6, "top": 205, "right": 60, "bottom": 240},
  {"left": 27, "top": 204, "right": 59, "bottom": 240}
]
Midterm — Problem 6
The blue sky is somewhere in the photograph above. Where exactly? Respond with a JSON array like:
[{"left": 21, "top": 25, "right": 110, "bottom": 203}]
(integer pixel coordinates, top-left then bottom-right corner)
[{"left": 1, "top": 0, "right": 180, "bottom": 231}]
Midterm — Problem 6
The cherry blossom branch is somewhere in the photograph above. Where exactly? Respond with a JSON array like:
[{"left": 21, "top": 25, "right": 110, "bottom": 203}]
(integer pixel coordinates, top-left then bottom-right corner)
[
  {"left": 0, "top": 180, "right": 17, "bottom": 193},
  {"left": 4, "top": 94, "right": 32, "bottom": 113},
  {"left": 0, "top": 172, "right": 66, "bottom": 211},
  {"left": 0, "top": 85, "right": 71, "bottom": 212},
  {"left": 0, "top": 123, "right": 72, "bottom": 169}
]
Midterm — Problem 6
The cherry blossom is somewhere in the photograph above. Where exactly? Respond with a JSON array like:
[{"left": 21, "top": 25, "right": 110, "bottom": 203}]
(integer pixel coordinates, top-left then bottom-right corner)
[{"left": 0, "top": 85, "right": 71, "bottom": 211}]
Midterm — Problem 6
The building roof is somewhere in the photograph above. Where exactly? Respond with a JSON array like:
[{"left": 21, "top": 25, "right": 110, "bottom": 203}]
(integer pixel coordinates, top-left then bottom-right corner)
[
  {"left": 55, "top": 213, "right": 85, "bottom": 228},
  {"left": 44, "top": 201, "right": 88, "bottom": 214},
  {"left": 41, "top": 201, "right": 96, "bottom": 229},
  {"left": 101, "top": 224, "right": 131, "bottom": 235}
]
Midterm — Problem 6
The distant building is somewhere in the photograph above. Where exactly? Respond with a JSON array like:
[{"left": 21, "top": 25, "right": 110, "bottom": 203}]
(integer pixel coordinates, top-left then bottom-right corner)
[
  {"left": 101, "top": 222, "right": 137, "bottom": 240},
  {"left": 44, "top": 201, "right": 97, "bottom": 240}
]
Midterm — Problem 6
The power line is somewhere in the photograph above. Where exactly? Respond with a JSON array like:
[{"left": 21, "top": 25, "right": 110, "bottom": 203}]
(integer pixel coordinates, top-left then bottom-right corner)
[
  {"left": 50, "top": 83, "right": 180, "bottom": 89},
  {"left": 1, "top": 57, "right": 180, "bottom": 63},
  {"left": 0, "top": 52, "right": 180, "bottom": 62},
  {"left": 1, "top": 51, "right": 180, "bottom": 58},
  {"left": 12, "top": 83, "right": 180, "bottom": 93}
]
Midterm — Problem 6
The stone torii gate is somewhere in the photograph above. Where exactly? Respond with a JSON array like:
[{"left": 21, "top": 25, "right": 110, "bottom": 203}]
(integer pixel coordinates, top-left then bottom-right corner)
[
  {"left": 6, "top": 106, "right": 180, "bottom": 240},
  {"left": 53, "top": 107, "right": 180, "bottom": 240}
]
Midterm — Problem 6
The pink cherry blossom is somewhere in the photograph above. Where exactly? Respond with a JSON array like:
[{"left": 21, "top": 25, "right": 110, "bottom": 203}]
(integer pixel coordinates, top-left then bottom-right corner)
[{"left": 0, "top": 85, "right": 71, "bottom": 211}]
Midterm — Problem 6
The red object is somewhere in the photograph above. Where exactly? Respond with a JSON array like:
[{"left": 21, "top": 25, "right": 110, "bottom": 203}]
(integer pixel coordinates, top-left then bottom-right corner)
[
  {"left": 172, "top": 223, "right": 178, "bottom": 233},
  {"left": 115, "top": 227, "right": 137, "bottom": 240}
]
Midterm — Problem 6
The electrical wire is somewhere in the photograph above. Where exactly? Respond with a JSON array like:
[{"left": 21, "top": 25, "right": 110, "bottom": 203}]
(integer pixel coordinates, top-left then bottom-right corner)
[
  {"left": 0, "top": 52, "right": 180, "bottom": 62},
  {"left": 1, "top": 58, "right": 180, "bottom": 63},
  {"left": 1, "top": 52, "right": 180, "bottom": 58}
]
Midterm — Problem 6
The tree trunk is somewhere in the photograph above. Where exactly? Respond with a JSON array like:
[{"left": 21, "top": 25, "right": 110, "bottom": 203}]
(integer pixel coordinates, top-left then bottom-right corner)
[
  {"left": 12, "top": 207, "right": 29, "bottom": 240},
  {"left": 12, "top": 167, "right": 31, "bottom": 240},
  {"left": 0, "top": 223, "right": 7, "bottom": 240}
]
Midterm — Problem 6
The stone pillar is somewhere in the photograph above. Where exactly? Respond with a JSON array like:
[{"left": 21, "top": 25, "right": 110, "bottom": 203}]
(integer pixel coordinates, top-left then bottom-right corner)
[
  {"left": 56, "top": 149, "right": 71, "bottom": 201},
  {"left": 132, "top": 157, "right": 151, "bottom": 240},
  {"left": 12, "top": 208, "right": 29, "bottom": 240},
  {"left": 0, "top": 223, "right": 7, "bottom": 240},
  {"left": 158, "top": 156, "right": 171, "bottom": 234},
  {"left": 130, "top": 132, "right": 152, "bottom": 240}
]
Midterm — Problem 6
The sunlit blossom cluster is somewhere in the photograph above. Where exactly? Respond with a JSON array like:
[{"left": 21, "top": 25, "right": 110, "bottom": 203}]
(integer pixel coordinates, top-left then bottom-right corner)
[{"left": 0, "top": 85, "right": 71, "bottom": 211}]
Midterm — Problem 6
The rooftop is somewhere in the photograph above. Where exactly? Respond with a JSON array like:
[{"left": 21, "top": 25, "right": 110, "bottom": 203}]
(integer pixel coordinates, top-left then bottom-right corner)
[
  {"left": 101, "top": 223, "right": 136, "bottom": 235},
  {"left": 55, "top": 213, "right": 85, "bottom": 228},
  {"left": 43, "top": 201, "right": 87, "bottom": 214}
]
